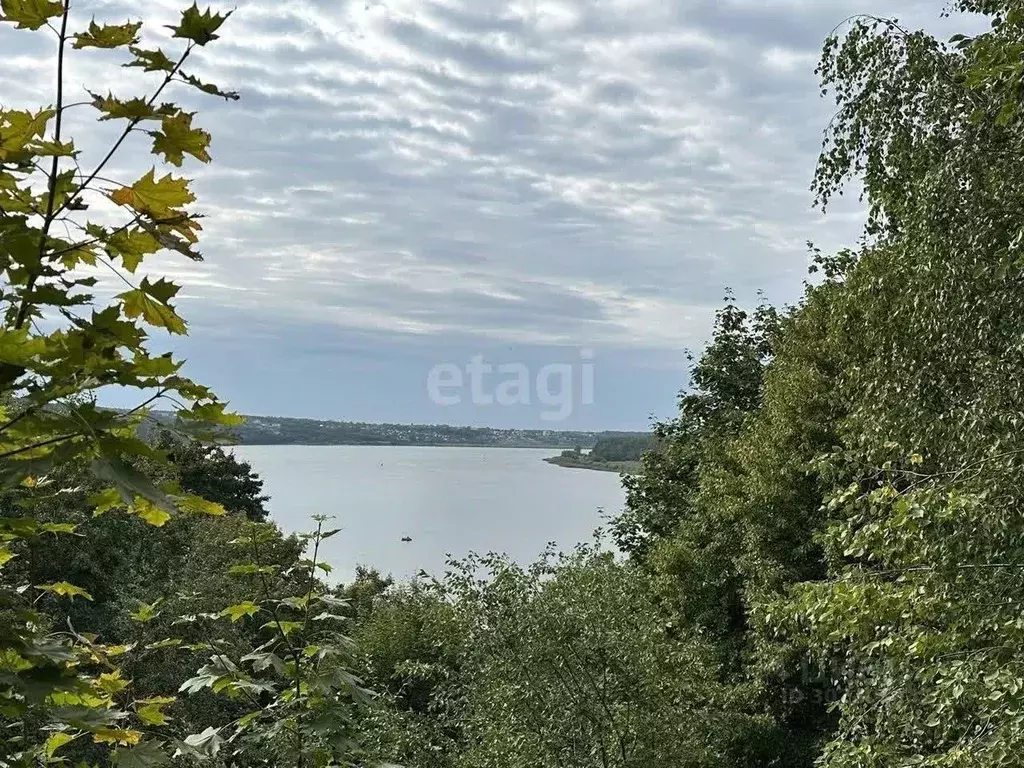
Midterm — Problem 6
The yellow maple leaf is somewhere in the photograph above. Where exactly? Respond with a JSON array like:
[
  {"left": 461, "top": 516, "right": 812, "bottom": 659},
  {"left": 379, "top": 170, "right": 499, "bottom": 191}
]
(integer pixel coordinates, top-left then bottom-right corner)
[
  {"left": 93, "top": 728, "right": 143, "bottom": 746},
  {"left": 130, "top": 497, "right": 171, "bottom": 527},
  {"left": 110, "top": 169, "right": 194, "bottom": 218}
]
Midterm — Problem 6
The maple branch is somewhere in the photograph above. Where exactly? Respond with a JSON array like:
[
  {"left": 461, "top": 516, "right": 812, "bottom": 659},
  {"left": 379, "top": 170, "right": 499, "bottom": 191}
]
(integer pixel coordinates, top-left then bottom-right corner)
[
  {"left": 47, "top": 212, "right": 146, "bottom": 260},
  {"left": 0, "top": 407, "right": 35, "bottom": 436},
  {"left": 0, "top": 432, "right": 82, "bottom": 460},
  {"left": 15, "top": 0, "right": 71, "bottom": 330},
  {"left": 56, "top": 43, "right": 195, "bottom": 222}
]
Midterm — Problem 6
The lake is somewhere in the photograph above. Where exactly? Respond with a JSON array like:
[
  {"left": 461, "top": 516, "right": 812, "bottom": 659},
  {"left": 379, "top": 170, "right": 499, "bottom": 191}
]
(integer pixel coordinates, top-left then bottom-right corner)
[{"left": 232, "top": 445, "right": 626, "bottom": 582}]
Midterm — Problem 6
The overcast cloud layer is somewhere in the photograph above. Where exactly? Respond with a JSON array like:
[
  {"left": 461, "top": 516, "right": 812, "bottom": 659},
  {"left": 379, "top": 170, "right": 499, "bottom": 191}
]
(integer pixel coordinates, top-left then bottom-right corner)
[{"left": 1, "top": 0, "right": 967, "bottom": 428}]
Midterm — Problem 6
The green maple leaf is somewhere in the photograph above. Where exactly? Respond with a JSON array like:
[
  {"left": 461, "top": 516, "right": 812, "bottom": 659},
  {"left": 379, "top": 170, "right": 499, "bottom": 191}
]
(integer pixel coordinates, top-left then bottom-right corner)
[
  {"left": 31, "top": 138, "right": 76, "bottom": 156},
  {"left": 179, "top": 401, "right": 244, "bottom": 426},
  {"left": 90, "top": 455, "right": 177, "bottom": 514},
  {"left": 137, "top": 220, "right": 202, "bottom": 261},
  {"left": 167, "top": 3, "right": 231, "bottom": 46},
  {"left": 94, "top": 728, "right": 143, "bottom": 747},
  {"left": 110, "top": 169, "right": 195, "bottom": 218},
  {"left": 73, "top": 18, "right": 141, "bottom": 49},
  {"left": 136, "top": 706, "right": 169, "bottom": 726},
  {"left": 176, "top": 494, "right": 226, "bottom": 517},
  {"left": 260, "top": 619, "right": 303, "bottom": 636},
  {"left": 180, "top": 71, "right": 239, "bottom": 101},
  {"left": 0, "top": 545, "right": 16, "bottom": 568},
  {"left": 89, "top": 92, "right": 174, "bottom": 122},
  {"left": 40, "top": 522, "right": 78, "bottom": 535},
  {"left": 100, "top": 226, "right": 162, "bottom": 272},
  {"left": 144, "top": 638, "right": 182, "bottom": 651},
  {"left": 90, "top": 487, "right": 126, "bottom": 517},
  {"left": 0, "top": 108, "right": 54, "bottom": 161},
  {"left": 124, "top": 46, "right": 176, "bottom": 73},
  {"left": 130, "top": 600, "right": 162, "bottom": 623},
  {"left": 0, "top": 0, "right": 63, "bottom": 30},
  {"left": 44, "top": 732, "right": 78, "bottom": 759},
  {"left": 0, "top": 327, "right": 48, "bottom": 366},
  {"left": 132, "top": 352, "right": 182, "bottom": 378},
  {"left": 37, "top": 581, "right": 93, "bottom": 600},
  {"left": 141, "top": 276, "right": 181, "bottom": 303},
  {"left": 118, "top": 285, "right": 187, "bottom": 335},
  {"left": 96, "top": 671, "right": 129, "bottom": 695},
  {"left": 136, "top": 697, "right": 174, "bottom": 726},
  {"left": 131, "top": 498, "right": 171, "bottom": 527},
  {"left": 220, "top": 601, "right": 260, "bottom": 622},
  {"left": 149, "top": 113, "right": 211, "bottom": 166},
  {"left": 112, "top": 740, "right": 170, "bottom": 768}
]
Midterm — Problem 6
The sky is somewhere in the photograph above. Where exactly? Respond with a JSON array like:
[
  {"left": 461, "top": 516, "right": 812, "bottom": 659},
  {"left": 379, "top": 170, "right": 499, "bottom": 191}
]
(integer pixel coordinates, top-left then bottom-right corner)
[{"left": 1, "top": 0, "right": 971, "bottom": 430}]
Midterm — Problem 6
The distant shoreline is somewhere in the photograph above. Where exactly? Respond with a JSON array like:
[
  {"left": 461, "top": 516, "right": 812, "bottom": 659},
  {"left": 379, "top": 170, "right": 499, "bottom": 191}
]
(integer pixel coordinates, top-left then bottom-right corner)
[
  {"left": 234, "top": 442, "right": 587, "bottom": 450},
  {"left": 141, "top": 410, "right": 648, "bottom": 451}
]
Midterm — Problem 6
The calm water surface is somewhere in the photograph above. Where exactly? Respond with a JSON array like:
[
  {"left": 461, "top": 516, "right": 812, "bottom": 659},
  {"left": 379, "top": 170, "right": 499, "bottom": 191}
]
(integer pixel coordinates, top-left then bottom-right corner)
[{"left": 232, "top": 446, "right": 625, "bottom": 582}]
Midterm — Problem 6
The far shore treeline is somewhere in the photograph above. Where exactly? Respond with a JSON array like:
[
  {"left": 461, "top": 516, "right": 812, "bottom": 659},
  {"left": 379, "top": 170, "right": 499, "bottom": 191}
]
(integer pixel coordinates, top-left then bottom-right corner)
[
  {"left": 141, "top": 410, "right": 649, "bottom": 449},
  {"left": 545, "top": 433, "right": 655, "bottom": 473}
]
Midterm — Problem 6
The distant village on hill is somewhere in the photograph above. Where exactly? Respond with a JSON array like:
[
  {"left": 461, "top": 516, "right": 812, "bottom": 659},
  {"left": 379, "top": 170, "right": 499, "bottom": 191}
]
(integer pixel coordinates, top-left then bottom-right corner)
[{"left": 144, "top": 411, "right": 647, "bottom": 449}]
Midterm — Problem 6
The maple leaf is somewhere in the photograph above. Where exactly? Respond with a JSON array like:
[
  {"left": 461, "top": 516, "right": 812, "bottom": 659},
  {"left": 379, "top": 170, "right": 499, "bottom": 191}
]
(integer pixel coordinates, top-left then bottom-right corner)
[
  {"left": 0, "top": 0, "right": 63, "bottom": 30},
  {"left": 140, "top": 276, "right": 181, "bottom": 303},
  {"left": 110, "top": 169, "right": 194, "bottom": 219},
  {"left": 73, "top": 19, "right": 141, "bottom": 49},
  {"left": 130, "top": 498, "right": 171, "bottom": 527},
  {"left": 37, "top": 581, "right": 93, "bottom": 600},
  {"left": 179, "top": 401, "right": 244, "bottom": 426},
  {"left": 31, "top": 138, "right": 76, "bottom": 157},
  {"left": 132, "top": 352, "right": 181, "bottom": 378},
  {"left": 138, "top": 219, "right": 202, "bottom": 261},
  {"left": 167, "top": 3, "right": 231, "bottom": 46},
  {"left": 161, "top": 213, "right": 203, "bottom": 245},
  {"left": 101, "top": 226, "right": 162, "bottom": 272},
  {"left": 117, "top": 277, "right": 187, "bottom": 335},
  {"left": 180, "top": 71, "right": 239, "bottom": 101},
  {"left": 40, "top": 522, "right": 78, "bottom": 535},
  {"left": 130, "top": 600, "right": 162, "bottom": 623},
  {"left": 149, "top": 113, "right": 211, "bottom": 166},
  {"left": 94, "top": 728, "right": 143, "bottom": 747},
  {"left": 89, "top": 92, "right": 175, "bottom": 122},
  {"left": 95, "top": 670, "right": 129, "bottom": 695},
  {"left": 136, "top": 696, "right": 174, "bottom": 726},
  {"left": 124, "top": 46, "right": 176, "bottom": 73},
  {"left": 220, "top": 601, "right": 260, "bottom": 622},
  {"left": 90, "top": 487, "right": 125, "bottom": 516},
  {"left": 44, "top": 732, "right": 78, "bottom": 759},
  {"left": 176, "top": 494, "right": 226, "bottom": 517},
  {"left": 111, "top": 740, "right": 170, "bottom": 767},
  {"left": 0, "top": 108, "right": 53, "bottom": 161}
]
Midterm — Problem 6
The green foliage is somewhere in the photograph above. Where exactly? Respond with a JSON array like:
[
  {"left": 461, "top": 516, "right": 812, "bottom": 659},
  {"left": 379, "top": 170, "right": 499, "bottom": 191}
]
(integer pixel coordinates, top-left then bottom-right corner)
[
  {"left": 353, "top": 576, "right": 464, "bottom": 768},
  {"left": 172, "top": 517, "right": 372, "bottom": 766},
  {"left": 587, "top": 435, "right": 654, "bottom": 463},
  {"left": 599, "top": 5, "right": 1024, "bottom": 767},
  {"left": 612, "top": 298, "right": 779, "bottom": 562},
  {"left": 153, "top": 429, "right": 270, "bottom": 522},
  {"left": 776, "top": 4, "right": 1024, "bottom": 764},
  {"left": 0, "top": 3, "right": 371, "bottom": 766},
  {"left": 350, "top": 544, "right": 761, "bottom": 768},
  {"left": 445, "top": 545, "right": 752, "bottom": 768}
]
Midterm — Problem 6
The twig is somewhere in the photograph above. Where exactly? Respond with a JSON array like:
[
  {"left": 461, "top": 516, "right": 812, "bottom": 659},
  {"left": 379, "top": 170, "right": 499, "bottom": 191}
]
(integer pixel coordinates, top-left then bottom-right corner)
[{"left": 15, "top": 0, "right": 71, "bottom": 330}]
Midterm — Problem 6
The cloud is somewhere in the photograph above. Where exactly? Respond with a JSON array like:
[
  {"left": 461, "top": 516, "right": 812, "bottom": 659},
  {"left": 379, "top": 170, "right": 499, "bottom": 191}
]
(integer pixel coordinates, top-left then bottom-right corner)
[{"left": 0, "top": 0, "right": 959, "bottom": 425}]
